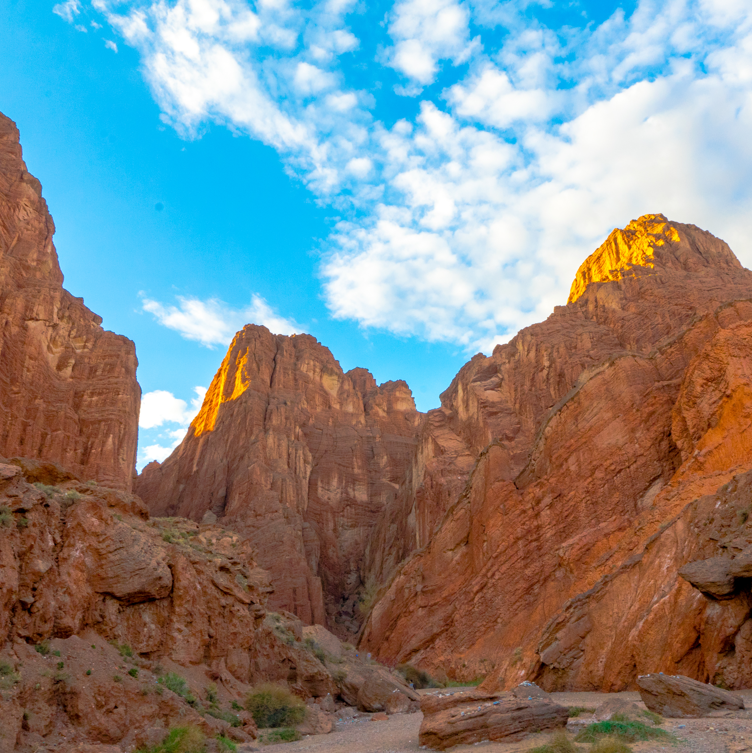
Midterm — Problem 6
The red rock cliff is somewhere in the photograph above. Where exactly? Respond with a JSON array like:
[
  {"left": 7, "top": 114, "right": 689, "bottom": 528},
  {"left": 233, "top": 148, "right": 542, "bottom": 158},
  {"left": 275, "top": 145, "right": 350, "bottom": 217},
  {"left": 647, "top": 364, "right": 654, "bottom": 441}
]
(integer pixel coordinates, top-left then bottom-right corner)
[
  {"left": 135, "top": 326, "right": 422, "bottom": 635},
  {"left": 0, "top": 113, "right": 139, "bottom": 490},
  {"left": 360, "top": 214, "right": 752, "bottom": 691}
]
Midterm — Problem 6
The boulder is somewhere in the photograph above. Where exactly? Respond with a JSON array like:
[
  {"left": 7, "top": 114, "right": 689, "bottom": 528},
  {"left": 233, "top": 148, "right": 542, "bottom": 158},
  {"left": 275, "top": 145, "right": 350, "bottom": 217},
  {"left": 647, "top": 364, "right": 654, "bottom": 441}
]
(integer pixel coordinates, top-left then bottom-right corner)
[
  {"left": 729, "top": 546, "right": 752, "bottom": 578},
  {"left": 355, "top": 666, "right": 419, "bottom": 713},
  {"left": 302, "top": 624, "right": 344, "bottom": 660},
  {"left": 297, "top": 706, "right": 334, "bottom": 736},
  {"left": 419, "top": 690, "right": 569, "bottom": 750},
  {"left": 637, "top": 674, "right": 744, "bottom": 717},
  {"left": 512, "top": 682, "right": 551, "bottom": 701},
  {"left": 678, "top": 558, "right": 736, "bottom": 599}
]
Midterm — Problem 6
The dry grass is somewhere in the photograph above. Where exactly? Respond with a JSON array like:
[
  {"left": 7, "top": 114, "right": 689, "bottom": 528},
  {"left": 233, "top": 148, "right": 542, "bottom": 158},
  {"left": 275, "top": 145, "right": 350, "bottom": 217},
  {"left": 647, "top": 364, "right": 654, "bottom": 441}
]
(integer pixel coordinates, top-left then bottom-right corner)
[
  {"left": 245, "top": 683, "right": 306, "bottom": 728},
  {"left": 528, "top": 731, "right": 578, "bottom": 753}
]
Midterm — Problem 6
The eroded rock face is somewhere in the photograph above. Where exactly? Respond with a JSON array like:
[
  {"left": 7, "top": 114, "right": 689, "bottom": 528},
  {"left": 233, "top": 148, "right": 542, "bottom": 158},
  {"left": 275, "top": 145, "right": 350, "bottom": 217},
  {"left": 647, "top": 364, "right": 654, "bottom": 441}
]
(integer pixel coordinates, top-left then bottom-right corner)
[
  {"left": 0, "top": 458, "right": 394, "bottom": 751},
  {"left": 0, "top": 113, "right": 140, "bottom": 490},
  {"left": 360, "top": 215, "right": 752, "bottom": 690},
  {"left": 135, "top": 328, "right": 422, "bottom": 634}
]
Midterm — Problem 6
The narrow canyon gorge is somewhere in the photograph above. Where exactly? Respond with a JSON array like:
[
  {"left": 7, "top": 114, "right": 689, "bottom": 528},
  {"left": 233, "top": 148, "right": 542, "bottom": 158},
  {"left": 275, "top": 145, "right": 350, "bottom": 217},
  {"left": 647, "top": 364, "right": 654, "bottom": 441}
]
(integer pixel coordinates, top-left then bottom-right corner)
[{"left": 5, "top": 107, "right": 752, "bottom": 750}]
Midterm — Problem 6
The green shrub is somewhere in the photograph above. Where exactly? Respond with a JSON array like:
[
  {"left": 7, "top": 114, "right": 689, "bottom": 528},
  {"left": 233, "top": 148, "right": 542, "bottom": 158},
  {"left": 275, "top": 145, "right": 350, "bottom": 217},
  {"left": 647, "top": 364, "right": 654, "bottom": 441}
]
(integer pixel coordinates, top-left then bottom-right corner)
[
  {"left": 205, "top": 683, "right": 218, "bottom": 705},
  {"left": 259, "top": 728, "right": 301, "bottom": 744},
  {"left": 528, "top": 731, "right": 578, "bottom": 753},
  {"left": 52, "top": 650, "right": 61, "bottom": 657},
  {"left": 245, "top": 683, "right": 306, "bottom": 728},
  {"left": 159, "top": 672, "right": 196, "bottom": 704},
  {"left": 0, "top": 660, "right": 19, "bottom": 690},
  {"left": 216, "top": 736, "right": 237, "bottom": 753},
  {"left": 589, "top": 738, "right": 633, "bottom": 753},
  {"left": 567, "top": 706, "right": 588, "bottom": 718},
  {"left": 16, "top": 517, "right": 29, "bottom": 529},
  {"left": 0, "top": 506, "right": 13, "bottom": 527},
  {"left": 86, "top": 669, "right": 92, "bottom": 676},
  {"left": 204, "top": 708, "right": 241, "bottom": 727},
  {"left": 396, "top": 663, "right": 442, "bottom": 689},
  {"left": 34, "top": 641, "right": 50, "bottom": 656},
  {"left": 33, "top": 483, "right": 60, "bottom": 498},
  {"left": 303, "top": 638, "right": 327, "bottom": 664},
  {"left": 575, "top": 721, "right": 673, "bottom": 744},
  {"left": 332, "top": 668, "right": 347, "bottom": 684},
  {"left": 137, "top": 725, "right": 206, "bottom": 753},
  {"left": 128, "top": 668, "right": 139, "bottom": 678},
  {"left": 443, "top": 677, "right": 483, "bottom": 687},
  {"left": 111, "top": 642, "right": 134, "bottom": 659},
  {"left": 114, "top": 675, "right": 123, "bottom": 683},
  {"left": 231, "top": 700, "right": 242, "bottom": 711},
  {"left": 57, "top": 661, "right": 64, "bottom": 670}
]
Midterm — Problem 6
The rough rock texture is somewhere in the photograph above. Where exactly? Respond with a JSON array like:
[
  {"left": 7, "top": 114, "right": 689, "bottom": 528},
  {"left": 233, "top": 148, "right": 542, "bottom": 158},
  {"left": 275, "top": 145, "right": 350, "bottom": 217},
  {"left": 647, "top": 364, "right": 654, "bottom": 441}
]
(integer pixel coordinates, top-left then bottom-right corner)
[
  {"left": 0, "top": 458, "right": 379, "bottom": 751},
  {"left": 360, "top": 215, "right": 752, "bottom": 691},
  {"left": 0, "top": 113, "right": 139, "bottom": 491},
  {"left": 637, "top": 674, "right": 744, "bottom": 717},
  {"left": 135, "top": 329, "right": 422, "bottom": 634},
  {"left": 418, "top": 690, "right": 568, "bottom": 750}
]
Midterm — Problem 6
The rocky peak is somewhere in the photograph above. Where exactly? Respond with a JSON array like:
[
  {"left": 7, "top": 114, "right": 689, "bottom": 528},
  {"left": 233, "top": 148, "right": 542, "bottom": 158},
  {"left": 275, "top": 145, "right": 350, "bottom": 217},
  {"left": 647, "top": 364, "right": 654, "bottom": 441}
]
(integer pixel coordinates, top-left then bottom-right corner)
[
  {"left": 568, "top": 213, "right": 742, "bottom": 303},
  {"left": 0, "top": 112, "right": 140, "bottom": 490}
]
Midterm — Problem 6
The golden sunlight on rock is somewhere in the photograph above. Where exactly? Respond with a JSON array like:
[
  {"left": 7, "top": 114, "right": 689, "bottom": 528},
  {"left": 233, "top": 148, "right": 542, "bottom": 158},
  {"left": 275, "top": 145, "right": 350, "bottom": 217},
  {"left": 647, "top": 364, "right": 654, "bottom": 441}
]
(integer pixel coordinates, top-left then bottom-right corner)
[{"left": 568, "top": 213, "right": 680, "bottom": 303}]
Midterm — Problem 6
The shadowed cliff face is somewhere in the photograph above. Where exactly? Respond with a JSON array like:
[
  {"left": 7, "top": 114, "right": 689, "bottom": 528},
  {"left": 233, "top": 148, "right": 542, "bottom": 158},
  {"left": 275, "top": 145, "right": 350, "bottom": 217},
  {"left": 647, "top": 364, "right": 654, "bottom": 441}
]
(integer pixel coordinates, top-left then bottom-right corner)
[
  {"left": 359, "top": 214, "right": 752, "bottom": 691},
  {"left": 0, "top": 113, "right": 140, "bottom": 490},
  {"left": 135, "top": 327, "right": 422, "bottom": 635}
]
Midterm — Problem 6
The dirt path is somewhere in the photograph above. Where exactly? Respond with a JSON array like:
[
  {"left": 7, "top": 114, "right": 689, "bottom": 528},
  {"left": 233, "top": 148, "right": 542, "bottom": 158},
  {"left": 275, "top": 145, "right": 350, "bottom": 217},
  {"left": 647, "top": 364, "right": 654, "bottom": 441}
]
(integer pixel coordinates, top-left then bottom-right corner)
[{"left": 259, "top": 691, "right": 752, "bottom": 753}]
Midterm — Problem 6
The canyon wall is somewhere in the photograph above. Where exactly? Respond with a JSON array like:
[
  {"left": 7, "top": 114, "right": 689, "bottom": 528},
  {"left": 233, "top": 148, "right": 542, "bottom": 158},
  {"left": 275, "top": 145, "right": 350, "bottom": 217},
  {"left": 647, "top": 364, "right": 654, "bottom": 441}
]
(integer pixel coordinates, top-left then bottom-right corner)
[
  {"left": 0, "top": 113, "right": 139, "bottom": 490},
  {"left": 135, "top": 327, "right": 422, "bottom": 635},
  {"left": 360, "top": 215, "right": 752, "bottom": 691}
]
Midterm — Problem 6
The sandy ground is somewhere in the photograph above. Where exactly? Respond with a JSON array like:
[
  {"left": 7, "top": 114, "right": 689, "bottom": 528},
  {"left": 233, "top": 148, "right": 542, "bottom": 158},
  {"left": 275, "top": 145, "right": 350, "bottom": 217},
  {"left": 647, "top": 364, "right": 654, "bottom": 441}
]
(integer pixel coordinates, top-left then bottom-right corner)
[{"left": 250, "top": 690, "right": 752, "bottom": 753}]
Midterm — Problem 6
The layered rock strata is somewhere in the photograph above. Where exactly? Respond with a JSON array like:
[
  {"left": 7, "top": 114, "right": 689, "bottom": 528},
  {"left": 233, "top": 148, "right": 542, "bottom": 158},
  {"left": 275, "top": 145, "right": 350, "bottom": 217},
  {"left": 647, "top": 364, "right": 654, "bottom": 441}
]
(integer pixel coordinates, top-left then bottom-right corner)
[
  {"left": 0, "top": 113, "right": 139, "bottom": 490},
  {"left": 360, "top": 215, "right": 752, "bottom": 691},
  {"left": 0, "top": 458, "right": 417, "bottom": 751},
  {"left": 136, "top": 329, "right": 422, "bottom": 633}
]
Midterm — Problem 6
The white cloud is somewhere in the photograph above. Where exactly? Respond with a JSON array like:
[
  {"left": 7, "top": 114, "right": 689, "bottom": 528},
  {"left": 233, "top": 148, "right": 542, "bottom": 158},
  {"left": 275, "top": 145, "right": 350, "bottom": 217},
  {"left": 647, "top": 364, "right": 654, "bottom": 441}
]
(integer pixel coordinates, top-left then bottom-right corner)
[
  {"left": 142, "top": 293, "right": 301, "bottom": 346},
  {"left": 387, "top": 0, "right": 472, "bottom": 85},
  {"left": 76, "top": 0, "right": 752, "bottom": 354},
  {"left": 137, "top": 386, "right": 207, "bottom": 467},
  {"left": 53, "top": 0, "right": 81, "bottom": 23},
  {"left": 104, "top": 39, "right": 118, "bottom": 52}
]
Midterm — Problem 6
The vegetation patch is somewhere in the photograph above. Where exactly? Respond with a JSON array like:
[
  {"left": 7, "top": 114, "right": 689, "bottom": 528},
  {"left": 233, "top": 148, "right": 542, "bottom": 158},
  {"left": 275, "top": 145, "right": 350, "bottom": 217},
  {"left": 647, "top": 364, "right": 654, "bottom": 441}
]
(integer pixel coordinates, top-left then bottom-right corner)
[
  {"left": 575, "top": 721, "right": 674, "bottom": 744},
  {"left": 589, "top": 738, "right": 633, "bottom": 753},
  {"left": 216, "top": 736, "right": 237, "bottom": 752},
  {"left": 34, "top": 641, "right": 50, "bottom": 656},
  {"left": 443, "top": 677, "right": 483, "bottom": 687},
  {"left": 0, "top": 660, "right": 19, "bottom": 690},
  {"left": 396, "top": 663, "right": 442, "bottom": 689},
  {"left": 528, "top": 731, "right": 578, "bottom": 753},
  {"left": 33, "top": 483, "right": 60, "bottom": 498},
  {"left": 303, "top": 637, "right": 327, "bottom": 664},
  {"left": 258, "top": 728, "right": 301, "bottom": 745},
  {"left": 204, "top": 708, "right": 241, "bottom": 727},
  {"left": 246, "top": 683, "right": 306, "bottom": 728},
  {"left": 567, "top": 706, "right": 589, "bottom": 718},
  {"left": 158, "top": 672, "right": 197, "bottom": 704},
  {"left": 0, "top": 506, "right": 12, "bottom": 527},
  {"left": 137, "top": 726, "right": 206, "bottom": 753}
]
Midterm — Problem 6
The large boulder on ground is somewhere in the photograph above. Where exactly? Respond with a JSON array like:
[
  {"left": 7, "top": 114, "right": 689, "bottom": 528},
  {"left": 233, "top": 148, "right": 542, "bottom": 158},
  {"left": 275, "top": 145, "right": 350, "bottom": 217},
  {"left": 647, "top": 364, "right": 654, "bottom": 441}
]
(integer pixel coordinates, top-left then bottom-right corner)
[
  {"left": 297, "top": 706, "right": 335, "bottom": 736},
  {"left": 637, "top": 674, "right": 744, "bottom": 717},
  {"left": 511, "top": 682, "right": 551, "bottom": 701},
  {"left": 337, "top": 661, "right": 418, "bottom": 711},
  {"left": 302, "top": 624, "right": 344, "bottom": 660},
  {"left": 419, "top": 690, "right": 568, "bottom": 750}
]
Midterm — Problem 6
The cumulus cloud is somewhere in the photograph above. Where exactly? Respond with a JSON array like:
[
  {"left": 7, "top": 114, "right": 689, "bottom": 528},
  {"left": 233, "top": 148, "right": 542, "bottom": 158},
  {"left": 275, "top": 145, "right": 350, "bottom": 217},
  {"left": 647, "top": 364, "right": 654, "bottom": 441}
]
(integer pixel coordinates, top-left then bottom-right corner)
[
  {"left": 104, "top": 39, "right": 118, "bottom": 51},
  {"left": 76, "top": 0, "right": 752, "bottom": 353},
  {"left": 141, "top": 293, "right": 301, "bottom": 346},
  {"left": 137, "top": 386, "right": 207, "bottom": 466}
]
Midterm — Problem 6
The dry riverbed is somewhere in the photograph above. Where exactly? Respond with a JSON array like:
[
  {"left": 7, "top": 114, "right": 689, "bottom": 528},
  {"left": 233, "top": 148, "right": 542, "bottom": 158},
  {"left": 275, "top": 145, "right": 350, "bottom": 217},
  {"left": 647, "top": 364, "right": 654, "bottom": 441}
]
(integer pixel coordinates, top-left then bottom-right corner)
[{"left": 259, "top": 690, "right": 752, "bottom": 753}]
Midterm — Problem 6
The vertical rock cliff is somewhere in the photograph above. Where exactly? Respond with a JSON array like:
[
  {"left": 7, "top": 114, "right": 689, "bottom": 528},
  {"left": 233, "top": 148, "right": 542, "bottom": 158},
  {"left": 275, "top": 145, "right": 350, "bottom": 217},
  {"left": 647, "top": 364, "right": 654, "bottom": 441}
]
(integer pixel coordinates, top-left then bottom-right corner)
[
  {"left": 360, "top": 215, "right": 752, "bottom": 690},
  {"left": 0, "top": 113, "right": 140, "bottom": 490},
  {"left": 135, "top": 326, "right": 422, "bottom": 634}
]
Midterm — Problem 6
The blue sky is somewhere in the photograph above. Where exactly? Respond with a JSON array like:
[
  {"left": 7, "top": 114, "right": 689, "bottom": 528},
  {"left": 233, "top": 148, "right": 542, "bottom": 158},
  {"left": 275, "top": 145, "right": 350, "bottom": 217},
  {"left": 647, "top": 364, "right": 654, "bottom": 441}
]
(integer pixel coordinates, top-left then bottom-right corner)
[{"left": 2, "top": 0, "right": 752, "bottom": 467}]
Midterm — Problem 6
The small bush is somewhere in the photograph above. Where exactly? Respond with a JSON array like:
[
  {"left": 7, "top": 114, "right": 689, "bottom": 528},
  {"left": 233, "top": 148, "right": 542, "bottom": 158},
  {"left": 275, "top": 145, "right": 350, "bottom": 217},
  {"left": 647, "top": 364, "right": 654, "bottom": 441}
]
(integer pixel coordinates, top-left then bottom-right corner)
[
  {"left": 641, "top": 710, "right": 663, "bottom": 725},
  {"left": 528, "top": 731, "right": 578, "bottom": 753},
  {"left": 216, "top": 736, "right": 237, "bottom": 753},
  {"left": 34, "top": 641, "right": 50, "bottom": 656},
  {"left": 245, "top": 683, "right": 306, "bottom": 728},
  {"left": 128, "top": 668, "right": 139, "bottom": 678},
  {"left": 0, "top": 506, "right": 13, "bottom": 527},
  {"left": 114, "top": 675, "right": 123, "bottom": 683},
  {"left": 159, "top": 672, "right": 196, "bottom": 704},
  {"left": 138, "top": 725, "right": 206, "bottom": 753},
  {"left": 332, "top": 668, "right": 347, "bottom": 684},
  {"left": 259, "top": 728, "right": 301, "bottom": 744},
  {"left": 567, "top": 706, "right": 588, "bottom": 718},
  {"left": 16, "top": 517, "right": 29, "bottom": 529},
  {"left": 52, "top": 650, "right": 61, "bottom": 657},
  {"left": 0, "top": 660, "right": 19, "bottom": 690},
  {"left": 86, "top": 669, "right": 92, "bottom": 676},
  {"left": 204, "top": 708, "right": 241, "bottom": 727},
  {"left": 64, "top": 490, "right": 82, "bottom": 501},
  {"left": 162, "top": 532, "right": 174, "bottom": 543},
  {"left": 57, "top": 661, "right": 64, "bottom": 670},
  {"left": 396, "top": 663, "right": 441, "bottom": 689},
  {"left": 114, "top": 642, "right": 134, "bottom": 659},
  {"left": 0, "top": 660, "right": 13, "bottom": 676},
  {"left": 575, "top": 721, "right": 673, "bottom": 744},
  {"left": 589, "top": 738, "right": 633, "bottom": 753},
  {"left": 231, "top": 700, "right": 242, "bottom": 711},
  {"left": 33, "top": 483, "right": 60, "bottom": 498},
  {"left": 205, "top": 682, "right": 218, "bottom": 705}
]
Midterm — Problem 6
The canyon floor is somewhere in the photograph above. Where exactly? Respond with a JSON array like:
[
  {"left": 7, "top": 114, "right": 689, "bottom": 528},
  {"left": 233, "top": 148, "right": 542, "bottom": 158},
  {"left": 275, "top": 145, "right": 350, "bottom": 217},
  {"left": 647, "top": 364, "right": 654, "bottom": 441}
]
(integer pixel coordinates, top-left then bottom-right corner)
[{"left": 271, "top": 690, "right": 752, "bottom": 753}]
